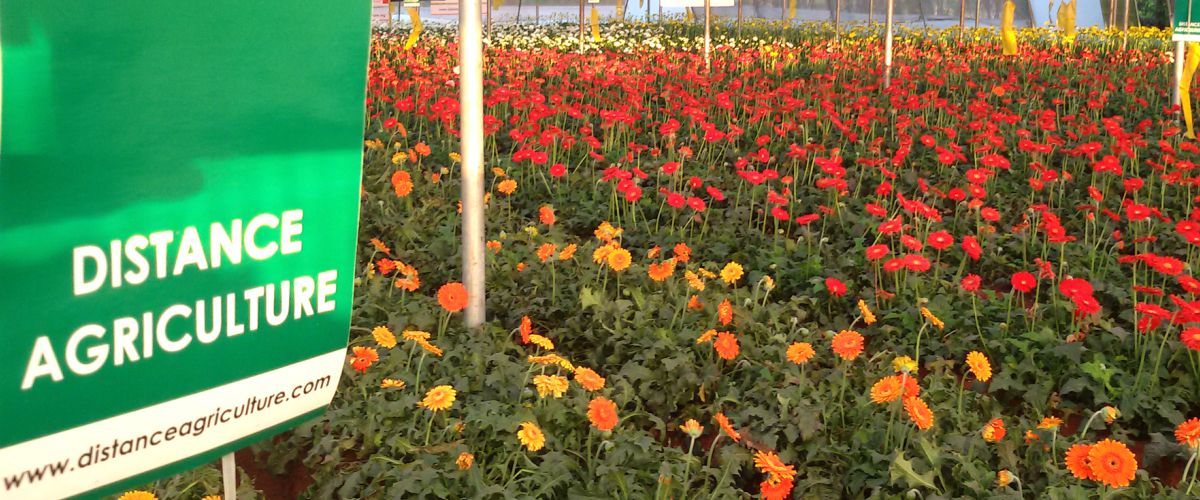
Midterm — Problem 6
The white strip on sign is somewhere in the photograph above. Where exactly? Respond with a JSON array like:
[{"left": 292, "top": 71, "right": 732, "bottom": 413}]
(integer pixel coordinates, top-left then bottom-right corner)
[{"left": 0, "top": 349, "right": 345, "bottom": 500}]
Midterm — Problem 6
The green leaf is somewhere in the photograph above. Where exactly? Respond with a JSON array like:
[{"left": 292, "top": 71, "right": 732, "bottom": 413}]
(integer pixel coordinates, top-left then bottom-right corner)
[{"left": 889, "top": 452, "right": 938, "bottom": 492}]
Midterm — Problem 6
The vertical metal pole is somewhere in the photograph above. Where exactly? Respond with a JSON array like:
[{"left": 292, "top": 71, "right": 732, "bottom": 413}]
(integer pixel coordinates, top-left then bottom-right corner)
[
  {"left": 460, "top": 0, "right": 486, "bottom": 329},
  {"left": 580, "top": 0, "right": 585, "bottom": 53},
  {"left": 486, "top": 0, "right": 492, "bottom": 36},
  {"left": 975, "top": 0, "right": 980, "bottom": 27},
  {"left": 738, "top": 0, "right": 743, "bottom": 32},
  {"left": 704, "top": 0, "right": 711, "bottom": 72},
  {"left": 221, "top": 453, "right": 237, "bottom": 500},
  {"left": 884, "top": 0, "right": 894, "bottom": 88},
  {"left": 1175, "top": 41, "right": 1186, "bottom": 111},
  {"left": 834, "top": 0, "right": 841, "bottom": 35},
  {"left": 870, "top": 0, "right": 875, "bottom": 24},
  {"left": 1109, "top": 0, "right": 1115, "bottom": 27}
]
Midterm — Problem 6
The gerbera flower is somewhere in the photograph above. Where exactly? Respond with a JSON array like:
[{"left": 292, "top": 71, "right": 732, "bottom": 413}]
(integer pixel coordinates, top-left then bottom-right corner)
[
  {"left": 870, "top": 375, "right": 905, "bottom": 404},
  {"left": 904, "top": 397, "right": 934, "bottom": 430},
  {"left": 673, "top": 242, "right": 691, "bottom": 262},
  {"left": 593, "top": 221, "right": 622, "bottom": 242},
  {"left": 1102, "top": 406, "right": 1120, "bottom": 424},
  {"left": 381, "top": 378, "right": 405, "bottom": 389},
  {"left": 587, "top": 397, "right": 619, "bottom": 431},
  {"left": 647, "top": 259, "right": 677, "bottom": 281},
  {"left": 391, "top": 170, "right": 413, "bottom": 197},
  {"left": 966, "top": 351, "right": 992, "bottom": 382},
  {"left": 350, "top": 346, "right": 379, "bottom": 372},
  {"left": 437, "top": 282, "right": 469, "bottom": 312},
  {"left": 527, "top": 354, "right": 574, "bottom": 371},
  {"left": 753, "top": 450, "right": 796, "bottom": 484},
  {"left": 1038, "top": 416, "right": 1063, "bottom": 430},
  {"left": 497, "top": 179, "right": 517, "bottom": 195},
  {"left": 981, "top": 418, "right": 1006, "bottom": 442},
  {"left": 538, "top": 205, "right": 555, "bottom": 225},
  {"left": 717, "top": 299, "right": 733, "bottom": 326},
  {"left": 1011, "top": 271, "right": 1037, "bottom": 293},
  {"left": 519, "top": 316, "right": 532, "bottom": 344},
  {"left": 720, "top": 262, "right": 744, "bottom": 284},
  {"left": 1087, "top": 439, "right": 1137, "bottom": 488},
  {"left": 606, "top": 247, "right": 632, "bottom": 272},
  {"left": 517, "top": 422, "right": 545, "bottom": 452},
  {"left": 1174, "top": 417, "right": 1200, "bottom": 448},
  {"left": 1181, "top": 327, "right": 1200, "bottom": 351},
  {"left": 418, "top": 385, "right": 456, "bottom": 412},
  {"left": 528, "top": 334, "right": 555, "bottom": 351},
  {"left": 574, "top": 367, "right": 606, "bottom": 392},
  {"left": 857, "top": 299, "right": 876, "bottom": 324},
  {"left": 760, "top": 476, "right": 794, "bottom": 500},
  {"left": 825, "top": 277, "right": 847, "bottom": 297},
  {"left": 920, "top": 307, "right": 944, "bottom": 330},
  {"left": 1065, "top": 443, "right": 1095, "bottom": 480},
  {"left": 402, "top": 330, "right": 431, "bottom": 342},
  {"left": 714, "top": 412, "right": 741, "bottom": 442},
  {"left": 714, "top": 331, "right": 739, "bottom": 360},
  {"left": 532, "top": 374, "right": 569, "bottom": 398},
  {"left": 996, "top": 470, "right": 1013, "bottom": 488},
  {"left": 536, "top": 243, "right": 557, "bottom": 262},
  {"left": 370, "top": 238, "right": 391, "bottom": 254},
  {"left": 558, "top": 243, "right": 577, "bottom": 260},
  {"left": 697, "top": 329, "right": 717, "bottom": 344},
  {"left": 680, "top": 419, "right": 703, "bottom": 438},
  {"left": 786, "top": 342, "right": 815, "bottom": 365},
  {"left": 372, "top": 326, "right": 397, "bottom": 349},
  {"left": 117, "top": 491, "right": 157, "bottom": 500},
  {"left": 685, "top": 270, "right": 706, "bottom": 291},
  {"left": 831, "top": 330, "right": 865, "bottom": 361},
  {"left": 892, "top": 356, "right": 918, "bottom": 374},
  {"left": 416, "top": 339, "right": 443, "bottom": 356},
  {"left": 456, "top": 452, "right": 474, "bottom": 470}
]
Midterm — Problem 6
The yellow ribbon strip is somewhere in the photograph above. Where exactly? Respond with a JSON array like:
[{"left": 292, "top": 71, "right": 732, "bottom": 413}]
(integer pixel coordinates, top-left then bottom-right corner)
[
  {"left": 1183, "top": 42, "right": 1200, "bottom": 138},
  {"left": 591, "top": 5, "right": 600, "bottom": 42},
  {"left": 404, "top": 7, "right": 422, "bottom": 50},
  {"left": 1057, "top": 0, "right": 1076, "bottom": 46},
  {"left": 1000, "top": 0, "right": 1017, "bottom": 56}
]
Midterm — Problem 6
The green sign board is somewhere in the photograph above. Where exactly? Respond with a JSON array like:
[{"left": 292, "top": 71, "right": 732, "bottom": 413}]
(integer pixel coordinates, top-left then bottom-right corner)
[
  {"left": 0, "top": 1, "right": 368, "bottom": 497},
  {"left": 1176, "top": 0, "right": 1200, "bottom": 41}
]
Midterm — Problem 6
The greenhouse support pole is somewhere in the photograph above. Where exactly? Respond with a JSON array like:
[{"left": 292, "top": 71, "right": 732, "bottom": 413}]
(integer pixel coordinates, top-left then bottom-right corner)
[
  {"left": 884, "top": 0, "right": 893, "bottom": 88},
  {"left": 579, "top": 0, "right": 585, "bottom": 53},
  {"left": 738, "top": 0, "right": 743, "bottom": 33},
  {"left": 870, "top": 0, "right": 874, "bottom": 24},
  {"left": 221, "top": 453, "right": 237, "bottom": 500},
  {"left": 487, "top": 0, "right": 492, "bottom": 36},
  {"left": 704, "top": 0, "right": 711, "bottom": 72},
  {"left": 1175, "top": 41, "right": 1186, "bottom": 112},
  {"left": 974, "top": 0, "right": 980, "bottom": 28},
  {"left": 461, "top": 0, "right": 487, "bottom": 329},
  {"left": 959, "top": 0, "right": 965, "bottom": 35},
  {"left": 834, "top": 0, "right": 841, "bottom": 36},
  {"left": 1121, "top": 0, "right": 1130, "bottom": 51}
]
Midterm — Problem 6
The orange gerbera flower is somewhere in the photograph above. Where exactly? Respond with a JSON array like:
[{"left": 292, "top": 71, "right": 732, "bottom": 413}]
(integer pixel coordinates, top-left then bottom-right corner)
[
  {"left": 717, "top": 299, "right": 733, "bottom": 326},
  {"left": 647, "top": 259, "right": 677, "bottom": 281},
  {"left": 497, "top": 179, "right": 517, "bottom": 195},
  {"left": 517, "top": 422, "right": 545, "bottom": 452},
  {"left": 418, "top": 385, "right": 456, "bottom": 412},
  {"left": 714, "top": 412, "right": 741, "bottom": 442},
  {"left": 606, "top": 247, "right": 632, "bottom": 272},
  {"left": 574, "top": 367, "right": 606, "bottom": 392},
  {"left": 536, "top": 243, "right": 557, "bottom": 262},
  {"left": 519, "top": 316, "right": 532, "bottom": 344},
  {"left": 786, "top": 342, "right": 815, "bottom": 365},
  {"left": 372, "top": 326, "right": 397, "bottom": 349},
  {"left": 760, "top": 477, "right": 794, "bottom": 500},
  {"left": 587, "top": 397, "right": 619, "bottom": 432},
  {"left": 376, "top": 258, "right": 397, "bottom": 275},
  {"left": 1038, "top": 416, "right": 1063, "bottom": 430},
  {"left": 1064, "top": 443, "right": 1094, "bottom": 480},
  {"left": 539, "top": 205, "right": 556, "bottom": 225},
  {"left": 981, "top": 418, "right": 1006, "bottom": 442},
  {"left": 831, "top": 330, "right": 865, "bottom": 361},
  {"left": 370, "top": 238, "right": 392, "bottom": 254},
  {"left": 673, "top": 242, "right": 691, "bottom": 262},
  {"left": 714, "top": 331, "right": 739, "bottom": 360},
  {"left": 456, "top": 452, "right": 474, "bottom": 470},
  {"left": 697, "top": 329, "right": 717, "bottom": 344},
  {"left": 904, "top": 397, "right": 934, "bottom": 430},
  {"left": 870, "top": 375, "right": 905, "bottom": 404},
  {"left": 857, "top": 299, "right": 876, "bottom": 325},
  {"left": 687, "top": 295, "right": 704, "bottom": 310},
  {"left": 532, "top": 374, "right": 569, "bottom": 398},
  {"left": 437, "top": 282, "right": 469, "bottom": 312},
  {"left": 1176, "top": 417, "right": 1200, "bottom": 448},
  {"left": 753, "top": 450, "right": 796, "bottom": 484},
  {"left": 350, "top": 346, "right": 379, "bottom": 372},
  {"left": 966, "top": 351, "right": 992, "bottom": 382},
  {"left": 1088, "top": 439, "right": 1137, "bottom": 488},
  {"left": 391, "top": 170, "right": 413, "bottom": 197},
  {"left": 558, "top": 243, "right": 578, "bottom": 260}
]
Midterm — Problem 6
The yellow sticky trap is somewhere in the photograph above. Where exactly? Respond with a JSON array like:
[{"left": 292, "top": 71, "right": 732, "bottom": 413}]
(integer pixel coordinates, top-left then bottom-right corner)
[
  {"left": 1183, "top": 42, "right": 1200, "bottom": 138},
  {"left": 493, "top": 0, "right": 505, "bottom": 10},
  {"left": 1001, "top": 0, "right": 1017, "bottom": 56},
  {"left": 686, "top": 7, "right": 693, "bottom": 22},
  {"left": 591, "top": 5, "right": 600, "bottom": 42},
  {"left": 404, "top": 7, "right": 422, "bottom": 50},
  {"left": 789, "top": 0, "right": 796, "bottom": 20}
]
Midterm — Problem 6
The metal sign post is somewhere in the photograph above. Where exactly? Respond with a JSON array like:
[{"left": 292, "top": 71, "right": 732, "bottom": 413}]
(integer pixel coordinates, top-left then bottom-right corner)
[
  {"left": 1176, "top": 41, "right": 1187, "bottom": 111},
  {"left": 884, "top": 0, "right": 894, "bottom": 88},
  {"left": 460, "top": 0, "right": 487, "bottom": 329},
  {"left": 222, "top": 453, "right": 237, "bottom": 500}
]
